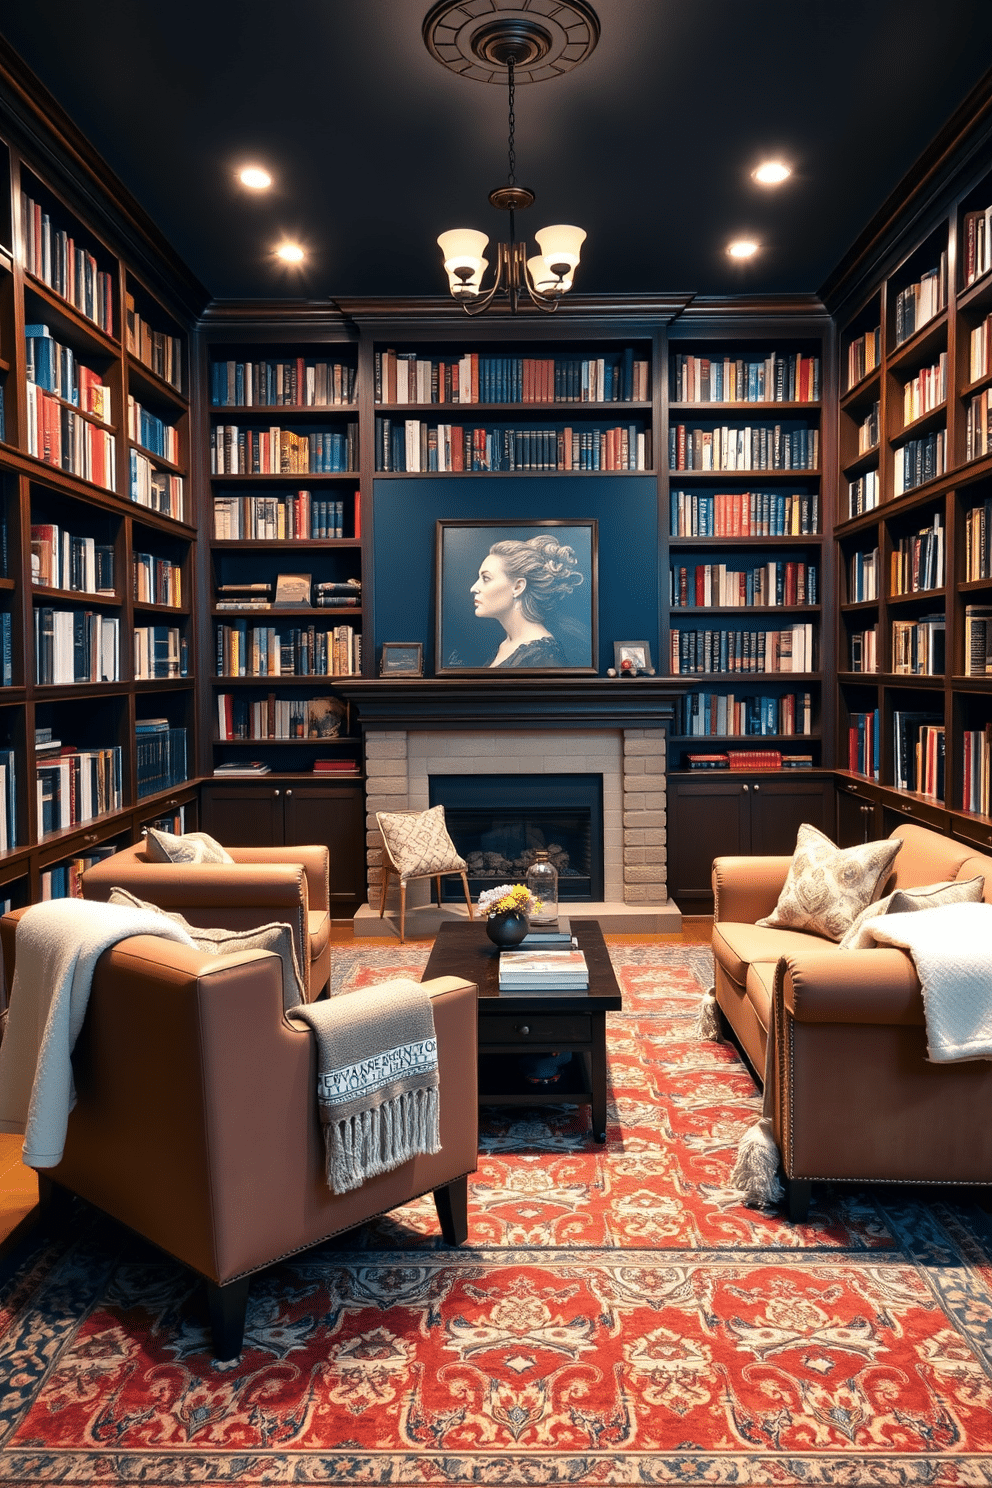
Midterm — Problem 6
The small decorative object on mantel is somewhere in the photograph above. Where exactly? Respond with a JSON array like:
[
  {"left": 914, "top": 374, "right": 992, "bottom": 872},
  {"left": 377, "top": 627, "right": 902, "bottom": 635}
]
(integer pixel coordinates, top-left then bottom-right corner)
[
  {"left": 478, "top": 883, "right": 542, "bottom": 947},
  {"left": 380, "top": 642, "right": 424, "bottom": 677},
  {"left": 609, "top": 640, "right": 655, "bottom": 678}
]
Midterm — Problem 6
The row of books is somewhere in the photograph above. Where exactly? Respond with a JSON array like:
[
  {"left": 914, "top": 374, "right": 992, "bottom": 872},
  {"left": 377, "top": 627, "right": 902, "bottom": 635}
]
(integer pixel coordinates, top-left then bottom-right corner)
[
  {"left": 670, "top": 352, "right": 819, "bottom": 404},
  {"left": 127, "top": 396, "right": 179, "bottom": 463},
  {"left": 893, "top": 429, "right": 945, "bottom": 495},
  {"left": 210, "top": 358, "right": 356, "bottom": 408},
  {"left": 965, "top": 604, "right": 992, "bottom": 675},
  {"left": 894, "top": 713, "right": 944, "bottom": 798},
  {"left": 891, "top": 615, "right": 945, "bottom": 676},
  {"left": 125, "top": 293, "right": 182, "bottom": 392},
  {"left": 848, "top": 710, "right": 879, "bottom": 778},
  {"left": 375, "top": 419, "right": 650, "bottom": 473},
  {"left": 129, "top": 451, "right": 184, "bottom": 520},
  {"left": 963, "top": 204, "right": 992, "bottom": 288},
  {"left": 890, "top": 514, "right": 944, "bottom": 594},
  {"left": 968, "top": 313, "right": 992, "bottom": 385},
  {"left": 134, "top": 552, "right": 182, "bottom": 608},
  {"left": 26, "top": 384, "right": 116, "bottom": 489},
  {"left": 0, "top": 613, "right": 11, "bottom": 686},
  {"left": 25, "top": 325, "right": 111, "bottom": 421},
  {"left": 375, "top": 349, "right": 648, "bottom": 405},
  {"left": 687, "top": 750, "right": 814, "bottom": 770},
  {"left": 857, "top": 401, "right": 879, "bottom": 454},
  {"left": 36, "top": 745, "right": 122, "bottom": 836},
  {"left": 903, "top": 355, "right": 946, "bottom": 426},
  {"left": 133, "top": 626, "right": 187, "bottom": 680},
  {"left": 31, "top": 525, "right": 115, "bottom": 594},
  {"left": 214, "top": 579, "right": 361, "bottom": 611},
  {"left": 849, "top": 548, "right": 879, "bottom": 602},
  {"left": 0, "top": 748, "right": 16, "bottom": 850},
  {"left": 21, "top": 194, "right": 114, "bottom": 336},
  {"left": 670, "top": 623, "right": 815, "bottom": 675},
  {"left": 962, "top": 726, "right": 992, "bottom": 816},
  {"left": 669, "top": 490, "right": 818, "bottom": 537},
  {"left": 671, "top": 561, "right": 817, "bottom": 609},
  {"left": 965, "top": 500, "right": 992, "bottom": 579},
  {"left": 210, "top": 424, "right": 358, "bottom": 475},
  {"left": 40, "top": 846, "right": 115, "bottom": 900},
  {"left": 214, "top": 623, "right": 360, "bottom": 677},
  {"left": 135, "top": 721, "right": 188, "bottom": 799},
  {"left": 669, "top": 424, "right": 819, "bottom": 472},
  {"left": 674, "top": 690, "right": 813, "bottom": 737},
  {"left": 34, "top": 609, "right": 119, "bottom": 685},
  {"left": 965, "top": 388, "right": 992, "bottom": 463},
  {"left": 893, "top": 257, "right": 947, "bottom": 346},
  {"left": 216, "top": 693, "right": 343, "bottom": 741},
  {"left": 211, "top": 492, "right": 359, "bottom": 541},
  {"left": 849, "top": 626, "right": 878, "bottom": 672},
  {"left": 848, "top": 468, "right": 880, "bottom": 518},
  {"left": 846, "top": 326, "right": 880, "bottom": 390}
]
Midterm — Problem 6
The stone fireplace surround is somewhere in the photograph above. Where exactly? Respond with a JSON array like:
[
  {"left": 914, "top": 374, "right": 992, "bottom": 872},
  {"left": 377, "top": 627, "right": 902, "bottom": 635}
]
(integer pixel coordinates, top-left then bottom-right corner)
[{"left": 337, "top": 679, "right": 683, "bottom": 936}]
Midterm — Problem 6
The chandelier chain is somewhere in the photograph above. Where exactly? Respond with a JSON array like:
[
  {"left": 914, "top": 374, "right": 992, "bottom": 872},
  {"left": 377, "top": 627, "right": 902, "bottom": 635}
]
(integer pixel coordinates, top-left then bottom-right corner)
[{"left": 506, "top": 57, "right": 516, "bottom": 187}]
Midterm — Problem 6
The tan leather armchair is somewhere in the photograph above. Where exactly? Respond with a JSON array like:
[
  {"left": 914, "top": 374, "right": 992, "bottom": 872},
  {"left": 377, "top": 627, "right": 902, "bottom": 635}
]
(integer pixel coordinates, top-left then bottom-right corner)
[
  {"left": 1, "top": 907, "right": 479, "bottom": 1360},
  {"left": 81, "top": 840, "right": 331, "bottom": 1001}
]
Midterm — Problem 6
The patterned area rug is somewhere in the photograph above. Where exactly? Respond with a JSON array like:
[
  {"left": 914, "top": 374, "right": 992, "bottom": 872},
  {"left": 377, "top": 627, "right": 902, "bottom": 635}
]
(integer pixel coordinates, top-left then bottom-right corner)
[{"left": 2, "top": 940, "right": 992, "bottom": 1485}]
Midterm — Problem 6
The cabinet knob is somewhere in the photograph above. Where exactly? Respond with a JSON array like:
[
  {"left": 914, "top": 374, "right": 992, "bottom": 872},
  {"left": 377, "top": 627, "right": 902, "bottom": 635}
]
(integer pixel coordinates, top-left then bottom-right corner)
[
  {"left": 83, "top": 833, "right": 98, "bottom": 844},
  {"left": 518, "top": 1025, "right": 530, "bottom": 1036},
  {"left": 902, "top": 803, "right": 912, "bottom": 813},
  {"left": 753, "top": 784, "right": 760, "bottom": 792},
  {"left": 273, "top": 789, "right": 281, "bottom": 798},
  {"left": 285, "top": 789, "right": 293, "bottom": 797},
  {"left": 742, "top": 784, "right": 749, "bottom": 792}
]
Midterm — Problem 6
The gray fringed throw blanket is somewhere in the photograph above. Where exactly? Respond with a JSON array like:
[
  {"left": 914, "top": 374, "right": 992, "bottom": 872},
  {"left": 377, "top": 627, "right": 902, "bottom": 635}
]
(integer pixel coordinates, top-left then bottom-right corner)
[
  {"left": 696, "top": 983, "right": 784, "bottom": 1209},
  {"left": 290, "top": 977, "right": 441, "bottom": 1194}
]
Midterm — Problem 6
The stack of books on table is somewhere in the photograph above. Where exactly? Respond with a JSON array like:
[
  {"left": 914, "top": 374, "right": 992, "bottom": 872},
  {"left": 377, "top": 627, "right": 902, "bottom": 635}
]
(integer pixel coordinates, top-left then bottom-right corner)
[
  {"left": 499, "top": 947, "right": 589, "bottom": 994},
  {"left": 516, "top": 917, "right": 574, "bottom": 948}
]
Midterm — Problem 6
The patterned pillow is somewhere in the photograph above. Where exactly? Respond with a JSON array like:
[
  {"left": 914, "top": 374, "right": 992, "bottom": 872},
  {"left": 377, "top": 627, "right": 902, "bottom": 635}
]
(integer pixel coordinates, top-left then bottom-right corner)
[
  {"left": 108, "top": 887, "right": 304, "bottom": 1010},
  {"left": 756, "top": 823, "right": 902, "bottom": 942},
  {"left": 376, "top": 806, "right": 466, "bottom": 879},
  {"left": 839, "top": 874, "right": 986, "bottom": 950},
  {"left": 144, "top": 828, "right": 234, "bottom": 866}
]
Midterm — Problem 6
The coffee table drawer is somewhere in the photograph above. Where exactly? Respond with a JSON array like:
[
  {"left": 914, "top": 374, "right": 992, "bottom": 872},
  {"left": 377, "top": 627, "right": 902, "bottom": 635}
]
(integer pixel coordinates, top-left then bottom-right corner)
[{"left": 479, "top": 1013, "right": 591, "bottom": 1044}]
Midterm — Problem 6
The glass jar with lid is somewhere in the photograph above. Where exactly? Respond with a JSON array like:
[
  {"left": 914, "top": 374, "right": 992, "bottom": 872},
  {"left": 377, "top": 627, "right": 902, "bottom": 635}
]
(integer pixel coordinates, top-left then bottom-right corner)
[{"left": 526, "top": 849, "right": 559, "bottom": 925}]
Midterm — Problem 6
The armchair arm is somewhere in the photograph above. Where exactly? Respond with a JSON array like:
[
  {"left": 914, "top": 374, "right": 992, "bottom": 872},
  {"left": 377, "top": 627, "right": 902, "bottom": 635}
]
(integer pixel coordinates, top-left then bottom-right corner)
[
  {"left": 228, "top": 845, "right": 329, "bottom": 914},
  {"left": 712, "top": 855, "right": 792, "bottom": 923},
  {"left": 780, "top": 947, "right": 924, "bottom": 1026}
]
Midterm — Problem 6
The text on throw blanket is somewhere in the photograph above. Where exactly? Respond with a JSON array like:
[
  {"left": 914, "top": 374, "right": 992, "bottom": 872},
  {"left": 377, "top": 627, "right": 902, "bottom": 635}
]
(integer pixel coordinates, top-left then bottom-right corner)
[{"left": 318, "top": 1037, "right": 438, "bottom": 1102}]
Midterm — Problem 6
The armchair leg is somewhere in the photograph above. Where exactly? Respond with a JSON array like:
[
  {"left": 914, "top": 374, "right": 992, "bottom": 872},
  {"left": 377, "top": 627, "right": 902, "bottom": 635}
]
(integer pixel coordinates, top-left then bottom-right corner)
[
  {"left": 379, "top": 865, "right": 391, "bottom": 918},
  {"left": 434, "top": 1175, "right": 469, "bottom": 1245},
  {"left": 399, "top": 880, "right": 407, "bottom": 944},
  {"left": 785, "top": 1177, "right": 812, "bottom": 1223},
  {"left": 460, "top": 871, "right": 474, "bottom": 920},
  {"left": 37, "top": 1174, "right": 74, "bottom": 1227},
  {"left": 207, "top": 1276, "right": 251, "bottom": 1361}
]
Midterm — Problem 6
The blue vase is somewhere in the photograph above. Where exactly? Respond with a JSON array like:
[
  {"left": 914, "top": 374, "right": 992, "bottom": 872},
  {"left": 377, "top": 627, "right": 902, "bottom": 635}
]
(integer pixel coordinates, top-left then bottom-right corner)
[{"left": 485, "top": 909, "right": 529, "bottom": 948}]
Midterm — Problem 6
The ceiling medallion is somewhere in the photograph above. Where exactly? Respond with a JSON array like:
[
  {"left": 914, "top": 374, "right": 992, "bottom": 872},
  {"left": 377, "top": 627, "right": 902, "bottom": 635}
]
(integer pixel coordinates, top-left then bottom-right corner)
[{"left": 422, "top": 0, "right": 600, "bottom": 85}]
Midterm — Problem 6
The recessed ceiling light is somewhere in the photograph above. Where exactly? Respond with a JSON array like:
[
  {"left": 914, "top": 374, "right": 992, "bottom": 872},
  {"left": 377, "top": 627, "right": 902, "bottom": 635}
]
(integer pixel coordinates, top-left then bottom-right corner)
[
  {"left": 239, "top": 167, "right": 272, "bottom": 190},
  {"left": 753, "top": 160, "right": 790, "bottom": 185},
  {"left": 275, "top": 242, "right": 305, "bottom": 264},
  {"left": 727, "top": 240, "right": 758, "bottom": 259}
]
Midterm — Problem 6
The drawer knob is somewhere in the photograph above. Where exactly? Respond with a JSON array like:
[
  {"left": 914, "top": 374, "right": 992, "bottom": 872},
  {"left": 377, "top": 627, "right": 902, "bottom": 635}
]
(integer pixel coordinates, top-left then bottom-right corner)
[{"left": 518, "top": 1025, "right": 530, "bottom": 1036}]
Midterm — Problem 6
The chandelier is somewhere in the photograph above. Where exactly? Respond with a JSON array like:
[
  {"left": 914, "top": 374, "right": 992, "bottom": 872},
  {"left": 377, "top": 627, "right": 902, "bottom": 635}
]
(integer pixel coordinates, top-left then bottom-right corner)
[{"left": 424, "top": 1, "right": 599, "bottom": 314}]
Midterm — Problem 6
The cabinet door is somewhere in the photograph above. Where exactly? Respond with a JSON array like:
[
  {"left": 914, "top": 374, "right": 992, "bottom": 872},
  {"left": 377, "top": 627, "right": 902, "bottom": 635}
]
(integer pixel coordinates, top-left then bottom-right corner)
[
  {"left": 282, "top": 783, "right": 365, "bottom": 913},
  {"left": 749, "top": 777, "right": 833, "bottom": 856},
  {"left": 836, "top": 784, "right": 878, "bottom": 846},
  {"left": 668, "top": 776, "right": 751, "bottom": 912},
  {"left": 200, "top": 784, "right": 284, "bottom": 847}
]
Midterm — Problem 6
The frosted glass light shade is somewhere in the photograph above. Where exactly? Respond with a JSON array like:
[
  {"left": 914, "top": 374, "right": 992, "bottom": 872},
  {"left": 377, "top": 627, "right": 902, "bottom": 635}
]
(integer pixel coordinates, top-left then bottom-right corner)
[
  {"left": 445, "top": 258, "right": 489, "bottom": 296},
  {"left": 438, "top": 228, "right": 490, "bottom": 285},
  {"left": 534, "top": 224, "right": 586, "bottom": 272},
  {"left": 527, "top": 253, "right": 573, "bottom": 294}
]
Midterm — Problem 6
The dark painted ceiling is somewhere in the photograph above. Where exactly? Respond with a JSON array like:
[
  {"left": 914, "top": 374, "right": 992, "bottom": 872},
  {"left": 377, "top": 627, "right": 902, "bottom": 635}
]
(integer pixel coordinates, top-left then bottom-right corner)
[{"left": 3, "top": 1, "right": 992, "bottom": 304}]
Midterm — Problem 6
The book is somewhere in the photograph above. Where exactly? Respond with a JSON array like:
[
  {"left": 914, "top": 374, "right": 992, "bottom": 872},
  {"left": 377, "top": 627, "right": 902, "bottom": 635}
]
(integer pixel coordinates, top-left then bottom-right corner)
[
  {"left": 274, "top": 573, "right": 312, "bottom": 606},
  {"left": 213, "top": 760, "right": 272, "bottom": 775},
  {"left": 499, "top": 949, "right": 589, "bottom": 988},
  {"left": 313, "top": 759, "right": 359, "bottom": 773},
  {"left": 515, "top": 918, "right": 574, "bottom": 948}
]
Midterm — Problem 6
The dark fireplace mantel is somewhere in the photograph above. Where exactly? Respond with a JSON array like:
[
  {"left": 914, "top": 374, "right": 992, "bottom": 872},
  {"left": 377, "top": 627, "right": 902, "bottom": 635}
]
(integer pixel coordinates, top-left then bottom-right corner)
[{"left": 335, "top": 678, "right": 683, "bottom": 732}]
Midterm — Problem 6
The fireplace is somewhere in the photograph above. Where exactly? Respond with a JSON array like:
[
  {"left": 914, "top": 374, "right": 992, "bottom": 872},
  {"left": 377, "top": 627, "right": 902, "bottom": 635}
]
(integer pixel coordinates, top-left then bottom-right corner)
[{"left": 429, "top": 773, "right": 604, "bottom": 901}]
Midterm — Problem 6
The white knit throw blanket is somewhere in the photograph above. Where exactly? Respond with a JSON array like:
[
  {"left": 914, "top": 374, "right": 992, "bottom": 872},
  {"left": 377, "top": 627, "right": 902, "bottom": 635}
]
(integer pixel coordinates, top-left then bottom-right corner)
[
  {"left": 869, "top": 901, "right": 992, "bottom": 1061},
  {"left": 290, "top": 977, "right": 440, "bottom": 1194},
  {"left": 0, "top": 900, "right": 195, "bottom": 1167}
]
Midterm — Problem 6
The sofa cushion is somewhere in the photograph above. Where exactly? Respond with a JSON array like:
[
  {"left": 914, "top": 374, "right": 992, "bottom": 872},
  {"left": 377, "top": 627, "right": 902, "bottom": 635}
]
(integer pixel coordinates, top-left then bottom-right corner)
[
  {"left": 745, "top": 959, "right": 778, "bottom": 1029},
  {"left": 756, "top": 824, "right": 902, "bottom": 941},
  {"left": 109, "top": 887, "right": 303, "bottom": 1010},
  {"left": 839, "top": 874, "right": 986, "bottom": 950},
  {"left": 884, "top": 823, "right": 977, "bottom": 893},
  {"left": 713, "top": 920, "right": 835, "bottom": 991},
  {"left": 144, "top": 828, "right": 235, "bottom": 866}
]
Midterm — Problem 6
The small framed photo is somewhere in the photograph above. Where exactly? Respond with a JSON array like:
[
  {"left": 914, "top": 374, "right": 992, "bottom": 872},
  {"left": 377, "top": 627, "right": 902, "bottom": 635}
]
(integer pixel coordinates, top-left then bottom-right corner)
[
  {"left": 273, "top": 573, "right": 312, "bottom": 607},
  {"left": 380, "top": 642, "right": 424, "bottom": 677},
  {"left": 613, "top": 640, "right": 652, "bottom": 675}
]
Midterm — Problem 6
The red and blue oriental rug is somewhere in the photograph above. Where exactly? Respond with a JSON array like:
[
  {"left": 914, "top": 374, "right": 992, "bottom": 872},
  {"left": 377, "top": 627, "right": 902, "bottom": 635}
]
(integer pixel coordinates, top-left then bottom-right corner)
[{"left": 1, "top": 940, "right": 992, "bottom": 1484}]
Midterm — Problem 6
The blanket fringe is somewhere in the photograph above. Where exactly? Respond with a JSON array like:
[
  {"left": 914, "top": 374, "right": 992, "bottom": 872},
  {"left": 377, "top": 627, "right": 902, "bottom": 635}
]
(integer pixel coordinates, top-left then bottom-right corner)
[
  {"left": 729, "top": 1117, "right": 785, "bottom": 1208},
  {"left": 693, "top": 987, "right": 721, "bottom": 1042},
  {"left": 324, "top": 1086, "right": 441, "bottom": 1195}
]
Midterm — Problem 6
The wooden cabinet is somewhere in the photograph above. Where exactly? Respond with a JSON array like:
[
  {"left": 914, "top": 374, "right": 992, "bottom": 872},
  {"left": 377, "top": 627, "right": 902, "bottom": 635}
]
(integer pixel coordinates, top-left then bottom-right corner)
[
  {"left": 669, "top": 771, "right": 834, "bottom": 912},
  {"left": 200, "top": 777, "right": 365, "bottom": 913}
]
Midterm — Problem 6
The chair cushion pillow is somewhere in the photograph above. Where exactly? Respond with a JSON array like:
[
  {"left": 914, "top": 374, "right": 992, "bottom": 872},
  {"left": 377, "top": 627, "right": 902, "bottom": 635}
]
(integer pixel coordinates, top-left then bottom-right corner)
[
  {"left": 755, "top": 823, "right": 902, "bottom": 942},
  {"left": 108, "top": 887, "right": 304, "bottom": 1010},
  {"left": 376, "top": 805, "right": 467, "bottom": 879},
  {"left": 838, "top": 874, "right": 986, "bottom": 950},
  {"left": 144, "top": 828, "right": 235, "bottom": 866}
]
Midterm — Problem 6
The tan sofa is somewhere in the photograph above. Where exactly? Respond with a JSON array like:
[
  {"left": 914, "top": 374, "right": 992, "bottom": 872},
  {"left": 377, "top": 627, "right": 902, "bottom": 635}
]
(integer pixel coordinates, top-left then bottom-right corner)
[{"left": 712, "top": 823, "right": 992, "bottom": 1219}]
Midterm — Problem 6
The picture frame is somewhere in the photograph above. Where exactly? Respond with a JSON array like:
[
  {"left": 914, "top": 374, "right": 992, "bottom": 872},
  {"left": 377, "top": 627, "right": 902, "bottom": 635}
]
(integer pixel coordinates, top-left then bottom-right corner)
[
  {"left": 380, "top": 642, "right": 424, "bottom": 677},
  {"left": 273, "top": 573, "right": 312, "bottom": 607},
  {"left": 436, "top": 518, "right": 598, "bottom": 675},
  {"left": 613, "top": 640, "right": 653, "bottom": 675}
]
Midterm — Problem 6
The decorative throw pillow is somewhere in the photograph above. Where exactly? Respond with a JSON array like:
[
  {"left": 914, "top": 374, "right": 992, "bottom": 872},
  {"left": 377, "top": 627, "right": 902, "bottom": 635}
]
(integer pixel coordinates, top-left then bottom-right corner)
[
  {"left": 838, "top": 875, "right": 986, "bottom": 950},
  {"left": 376, "top": 806, "right": 466, "bottom": 879},
  {"left": 108, "top": 887, "right": 304, "bottom": 1011},
  {"left": 143, "top": 828, "right": 235, "bottom": 866},
  {"left": 755, "top": 823, "right": 902, "bottom": 942}
]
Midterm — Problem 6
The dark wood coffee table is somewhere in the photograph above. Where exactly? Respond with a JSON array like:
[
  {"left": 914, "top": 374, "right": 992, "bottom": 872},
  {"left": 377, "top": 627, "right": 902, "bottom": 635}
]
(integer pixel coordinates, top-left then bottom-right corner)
[{"left": 423, "top": 918, "right": 622, "bottom": 1142}]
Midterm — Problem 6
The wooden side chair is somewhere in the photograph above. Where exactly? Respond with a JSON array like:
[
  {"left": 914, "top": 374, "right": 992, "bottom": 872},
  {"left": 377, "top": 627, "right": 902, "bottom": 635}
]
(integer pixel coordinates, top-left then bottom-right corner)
[{"left": 376, "top": 805, "right": 473, "bottom": 942}]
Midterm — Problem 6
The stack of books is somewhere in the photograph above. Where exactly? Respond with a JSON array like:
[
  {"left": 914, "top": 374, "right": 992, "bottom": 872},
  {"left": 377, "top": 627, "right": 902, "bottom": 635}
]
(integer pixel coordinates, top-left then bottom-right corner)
[
  {"left": 213, "top": 760, "right": 272, "bottom": 776},
  {"left": 499, "top": 948, "right": 589, "bottom": 994},
  {"left": 516, "top": 917, "right": 574, "bottom": 948},
  {"left": 313, "top": 758, "right": 359, "bottom": 775}
]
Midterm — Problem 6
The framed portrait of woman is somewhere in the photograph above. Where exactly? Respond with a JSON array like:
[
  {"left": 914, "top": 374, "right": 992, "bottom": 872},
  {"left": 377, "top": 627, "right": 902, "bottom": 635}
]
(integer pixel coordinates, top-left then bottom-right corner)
[{"left": 435, "top": 518, "right": 598, "bottom": 675}]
